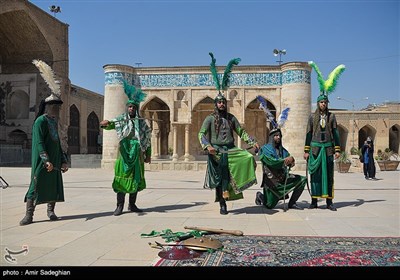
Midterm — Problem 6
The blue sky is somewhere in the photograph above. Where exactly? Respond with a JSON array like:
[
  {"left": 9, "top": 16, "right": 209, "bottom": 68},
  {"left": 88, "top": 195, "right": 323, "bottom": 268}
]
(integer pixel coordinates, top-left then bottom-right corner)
[{"left": 30, "top": 0, "right": 399, "bottom": 110}]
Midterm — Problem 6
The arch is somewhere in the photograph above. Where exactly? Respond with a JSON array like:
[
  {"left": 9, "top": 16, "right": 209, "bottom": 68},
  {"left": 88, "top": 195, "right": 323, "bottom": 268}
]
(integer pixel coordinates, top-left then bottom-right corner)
[
  {"left": 87, "top": 112, "right": 100, "bottom": 154},
  {"left": 68, "top": 104, "right": 80, "bottom": 154},
  {"left": 245, "top": 96, "right": 277, "bottom": 147},
  {"left": 192, "top": 97, "right": 215, "bottom": 158},
  {"left": 176, "top": 90, "right": 185, "bottom": 101},
  {"left": 6, "top": 90, "right": 29, "bottom": 119},
  {"left": 141, "top": 97, "right": 170, "bottom": 157},
  {"left": 229, "top": 90, "right": 238, "bottom": 101},
  {"left": 192, "top": 95, "right": 215, "bottom": 109},
  {"left": 359, "top": 125, "right": 377, "bottom": 148},
  {"left": 0, "top": 9, "right": 53, "bottom": 67},
  {"left": 389, "top": 124, "right": 399, "bottom": 153},
  {"left": 8, "top": 129, "right": 28, "bottom": 146},
  {"left": 337, "top": 125, "right": 348, "bottom": 152}
]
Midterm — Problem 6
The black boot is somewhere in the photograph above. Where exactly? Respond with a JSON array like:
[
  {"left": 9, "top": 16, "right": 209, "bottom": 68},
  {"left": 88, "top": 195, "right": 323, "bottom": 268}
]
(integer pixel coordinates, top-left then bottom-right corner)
[
  {"left": 308, "top": 198, "right": 318, "bottom": 209},
  {"left": 326, "top": 199, "right": 337, "bottom": 211},
  {"left": 113, "top": 192, "right": 125, "bottom": 216},
  {"left": 20, "top": 199, "right": 35, "bottom": 226},
  {"left": 219, "top": 199, "right": 228, "bottom": 215},
  {"left": 128, "top": 192, "right": 143, "bottom": 213},
  {"left": 47, "top": 202, "right": 58, "bottom": 221},
  {"left": 255, "top": 191, "right": 264, "bottom": 206}
]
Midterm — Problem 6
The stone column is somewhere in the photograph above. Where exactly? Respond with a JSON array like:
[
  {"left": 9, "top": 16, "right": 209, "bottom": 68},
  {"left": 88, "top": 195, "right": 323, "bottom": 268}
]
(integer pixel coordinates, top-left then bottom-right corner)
[
  {"left": 152, "top": 128, "right": 160, "bottom": 159},
  {"left": 102, "top": 64, "right": 136, "bottom": 169},
  {"left": 172, "top": 124, "right": 178, "bottom": 161},
  {"left": 281, "top": 62, "right": 311, "bottom": 171},
  {"left": 184, "top": 124, "right": 190, "bottom": 162},
  {"left": 80, "top": 100, "right": 88, "bottom": 154}
]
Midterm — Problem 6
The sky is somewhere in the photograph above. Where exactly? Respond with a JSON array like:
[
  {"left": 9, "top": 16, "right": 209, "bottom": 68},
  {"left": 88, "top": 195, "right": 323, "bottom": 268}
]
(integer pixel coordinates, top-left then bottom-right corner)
[{"left": 30, "top": 0, "right": 399, "bottom": 110}]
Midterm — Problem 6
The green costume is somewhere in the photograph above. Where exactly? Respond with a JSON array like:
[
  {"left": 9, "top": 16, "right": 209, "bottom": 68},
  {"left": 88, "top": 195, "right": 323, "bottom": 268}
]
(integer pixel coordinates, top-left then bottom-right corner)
[
  {"left": 257, "top": 130, "right": 306, "bottom": 209},
  {"left": 199, "top": 52, "right": 258, "bottom": 215},
  {"left": 102, "top": 113, "right": 151, "bottom": 194},
  {"left": 199, "top": 112, "right": 258, "bottom": 199},
  {"left": 25, "top": 114, "right": 67, "bottom": 205},
  {"left": 305, "top": 61, "right": 345, "bottom": 210},
  {"left": 101, "top": 80, "right": 151, "bottom": 215},
  {"left": 20, "top": 59, "right": 68, "bottom": 226},
  {"left": 304, "top": 111, "right": 340, "bottom": 199}
]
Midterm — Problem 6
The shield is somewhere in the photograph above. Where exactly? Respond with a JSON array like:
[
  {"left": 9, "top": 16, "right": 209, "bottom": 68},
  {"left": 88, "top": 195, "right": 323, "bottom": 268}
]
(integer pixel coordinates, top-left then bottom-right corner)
[
  {"left": 158, "top": 246, "right": 202, "bottom": 260},
  {"left": 182, "top": 236, "right": 223, "bottom": 251}
]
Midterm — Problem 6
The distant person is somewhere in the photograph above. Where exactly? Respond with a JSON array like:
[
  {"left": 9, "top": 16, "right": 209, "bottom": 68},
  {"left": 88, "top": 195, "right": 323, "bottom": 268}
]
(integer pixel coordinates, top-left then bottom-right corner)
[
  {"left": 255, "top": 101, "right": 306, "bottom": 210},
  {"left": 100, "top": 80, "right": 151, "bottom": 216},
  {"left": 304, "top": 62, "right": 345, "bottom": 211},
  {"left": 199, "top": 53, "right": 259, "bottom": 215},
  {"left": 361, "top": 137, "right": 377, "bottom": 180},
  {"left": 20, "top": 59, "right": 69, "bottom": 226}
]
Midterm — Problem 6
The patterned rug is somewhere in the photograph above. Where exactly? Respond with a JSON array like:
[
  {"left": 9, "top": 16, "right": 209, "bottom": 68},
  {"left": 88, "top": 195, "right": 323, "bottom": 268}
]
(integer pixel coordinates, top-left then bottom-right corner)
[{"left": 153, "top": 235, "right": 400, "bottom": 266}]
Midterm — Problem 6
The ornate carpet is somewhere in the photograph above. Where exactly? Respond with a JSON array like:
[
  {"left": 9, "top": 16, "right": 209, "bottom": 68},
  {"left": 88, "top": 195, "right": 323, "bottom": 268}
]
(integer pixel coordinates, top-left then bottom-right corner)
[{"left": 153, "top": 235, "right": 400, "bottom": 267}]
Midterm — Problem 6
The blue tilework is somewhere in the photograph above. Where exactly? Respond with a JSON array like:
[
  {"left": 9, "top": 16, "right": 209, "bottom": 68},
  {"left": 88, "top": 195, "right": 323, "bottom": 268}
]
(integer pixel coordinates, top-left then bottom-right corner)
[{"left": 105, "top": 70, "right": 310, "bottom": 87}]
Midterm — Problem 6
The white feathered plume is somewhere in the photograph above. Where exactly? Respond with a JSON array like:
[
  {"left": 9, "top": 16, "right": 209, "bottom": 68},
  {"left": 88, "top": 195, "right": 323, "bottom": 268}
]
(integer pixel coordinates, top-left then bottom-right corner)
[
  {"left": 257, "top": 95, "right": 290, "bottom": 130},
  {"left": 256, "top": 95, "right": 277, "bottom": 128},
  {"left": 277, "top": 107, "right": 290, "bottom": 129},
  {"left": 32, "top": 59, "right": 62, "bottom": 101}
]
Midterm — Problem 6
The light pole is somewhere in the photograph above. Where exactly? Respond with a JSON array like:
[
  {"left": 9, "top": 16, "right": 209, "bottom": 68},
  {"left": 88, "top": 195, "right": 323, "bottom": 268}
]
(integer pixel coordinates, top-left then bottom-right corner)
[
  {"left": 49, "top": 5, "right": 61, "bottom": 17},
  {"left": 134, "top": 63, "right": 142, "bottom": 67},
  {"left": 273, "top": 49, "right": 286, "bottom": 65},
  {"left": 337, "top": 96, "right": 369, "bottom": 151}
]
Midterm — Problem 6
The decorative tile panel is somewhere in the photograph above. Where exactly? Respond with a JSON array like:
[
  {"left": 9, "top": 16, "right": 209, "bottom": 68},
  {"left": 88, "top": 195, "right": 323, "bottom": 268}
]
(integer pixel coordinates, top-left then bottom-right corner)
[{"left": 105, "top": 70, "right": 310, "bottom": 87}]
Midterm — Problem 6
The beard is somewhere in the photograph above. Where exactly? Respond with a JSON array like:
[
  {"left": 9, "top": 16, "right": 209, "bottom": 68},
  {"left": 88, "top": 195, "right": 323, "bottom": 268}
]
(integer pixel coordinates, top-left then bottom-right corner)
[{"left": 217, "top": 106, "right": 226, "bottom": 113}]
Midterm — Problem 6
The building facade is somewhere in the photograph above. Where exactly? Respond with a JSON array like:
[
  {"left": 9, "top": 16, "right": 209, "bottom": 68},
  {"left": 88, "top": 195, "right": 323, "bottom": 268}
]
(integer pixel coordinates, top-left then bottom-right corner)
[
  {"left": 1, "top": 0, "right": 398, "bottom": 171},
  {"left": 102, "top": 63, "right": 311, "bottom": 171},
  {"left": 0, "top": 0, "right": 103, "bottom": 166}
]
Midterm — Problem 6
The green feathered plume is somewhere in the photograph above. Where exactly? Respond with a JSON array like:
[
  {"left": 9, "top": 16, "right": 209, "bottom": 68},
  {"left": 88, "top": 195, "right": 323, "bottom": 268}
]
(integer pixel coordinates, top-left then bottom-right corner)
[
  {"left": 123, "top": 80, "right": 147, "bottom": 105},
  {"left": 209, "top": 52, "right": 240, "bottom": 92},
  {"left": 221, "top": 57, "right": 241, "bottom": 91},
  {"left": 308, "top": 61, "right": 346, "bottom": 94},
  {"left": 325, "top": 64, "right": 346, "bottom": 93},
  {"left": 209, "top": 52, "right": 220, "bottom": 91}
]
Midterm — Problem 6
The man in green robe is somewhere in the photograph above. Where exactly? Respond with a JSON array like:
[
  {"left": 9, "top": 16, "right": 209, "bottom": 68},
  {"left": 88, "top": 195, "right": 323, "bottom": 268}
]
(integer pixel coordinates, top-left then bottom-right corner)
[
  {"left": 304, "top": 61, "right": 344, "bottom": 211},
  {"left": 198, "top": 93, "right": 259, "bottom": 215},
  {"left": 20, "top": 96, "right": 69, "bottom": 226},
  {"left": 304, "top": 96, "right": 340, "bottom": 211},
  {"left": 100, "top": 81, "right": 151, "bottom": 216},
  {"left": 255, "top": 128, "right": 306, "bottom": 210}
]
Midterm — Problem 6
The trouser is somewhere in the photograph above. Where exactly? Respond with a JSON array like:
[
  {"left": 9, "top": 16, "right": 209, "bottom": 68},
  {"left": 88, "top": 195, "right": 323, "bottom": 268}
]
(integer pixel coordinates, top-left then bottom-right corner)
[{"left": 217, "top": 186, "right": 227, "bottom": 214}]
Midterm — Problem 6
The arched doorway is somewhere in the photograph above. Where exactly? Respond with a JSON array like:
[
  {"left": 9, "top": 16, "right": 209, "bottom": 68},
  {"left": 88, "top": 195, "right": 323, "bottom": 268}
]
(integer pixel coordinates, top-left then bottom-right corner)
[
  {"left": 141, "top": 97, "right": 170, "bottom": 158},
  {"left": 337, "top": 125, "right": 348, "bottom": 152},
  {"left": 68, "top": 105, "right": 80, "bottom": 154},
  {"left": 359, "top": 125, "right": 377, "bottom": 148},
  {"left": 245, "top": 97, "right": 276, "bottom": 149},
  {"left": 87, "top": 112, "right": 100, "bottom": 154},
  {"left": 7, "top": 90, "right": 29, "bottom": 119},
  {"left": 389, "top": 124, "right": 399, "bottom": 153},
  {"left": 192, "top": 96, "right": 214, "bottom": 160},
  {"left": 8, "top": 129, "right": 27, "bottom": 146}
]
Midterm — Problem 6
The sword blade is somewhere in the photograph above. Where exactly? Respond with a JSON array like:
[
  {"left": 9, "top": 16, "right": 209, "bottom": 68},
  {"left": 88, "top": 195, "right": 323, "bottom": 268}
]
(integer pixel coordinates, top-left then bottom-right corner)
[{"left": 113, "top": 117, "right": 163, "bottom": 123}]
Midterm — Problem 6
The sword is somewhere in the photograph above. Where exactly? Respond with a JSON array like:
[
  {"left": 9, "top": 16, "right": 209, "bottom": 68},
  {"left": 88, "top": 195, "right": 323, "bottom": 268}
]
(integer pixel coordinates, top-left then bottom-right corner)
[
  {"left": 112, "top": 117, "right": 163, "bottom": 123},
  {"left": 184, "top": 226, "right": 244, "bottom": 236},
  {"left": 0, "top": 176, "right": 9, "bottom": 189},
  {"left": 215, "top": 147, "right": 256, "bottom": 154},
  {"left": 282, "top": 165, "right": 290, "bottom": 212},
  {"left": 305, "top": 157, "right": 312, "bottom": 196},
  {"left": 52, "top": 167, "right": 67, "bottom": 172}
]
